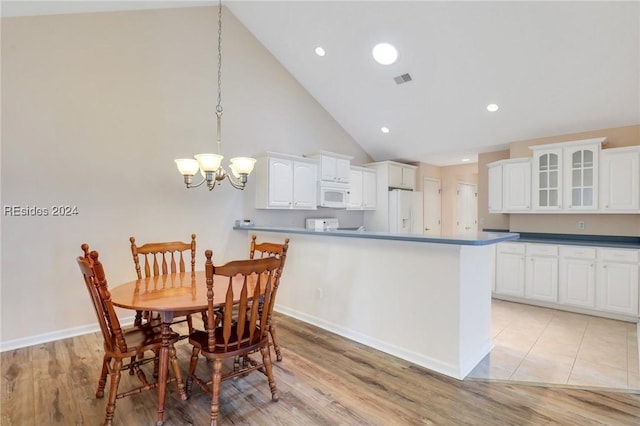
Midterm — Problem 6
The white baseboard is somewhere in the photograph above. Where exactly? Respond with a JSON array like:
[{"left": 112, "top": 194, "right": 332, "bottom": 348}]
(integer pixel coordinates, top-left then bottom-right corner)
[
  {"left": 0, "top": 316, "right": 135, "bottom": 352},
  {"left": 274, "top": 305, "right": 466, "bottom": 380}
]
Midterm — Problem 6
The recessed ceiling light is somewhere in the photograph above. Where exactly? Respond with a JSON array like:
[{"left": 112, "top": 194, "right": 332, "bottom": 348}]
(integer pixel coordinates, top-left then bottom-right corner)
[
  {"left": 315, "top": 47, "right": 326, "bottom": 57},
  {"left": 487, "top": 103, "right": 499, "bottom": 112},
  {"left": 372, "top": 43, "right": 397, "bottom": 65},
  {"left": 461, "top": 158, "right": 471, "bottom": 162},
  {"left": 381, "top": 127, "right": 390, "bottom": 134}
]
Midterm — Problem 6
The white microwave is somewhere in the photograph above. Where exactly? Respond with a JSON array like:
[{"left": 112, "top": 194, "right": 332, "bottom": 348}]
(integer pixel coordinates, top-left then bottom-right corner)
[{"left": 317, "top": 182, "right": 349, "bottom": 208}]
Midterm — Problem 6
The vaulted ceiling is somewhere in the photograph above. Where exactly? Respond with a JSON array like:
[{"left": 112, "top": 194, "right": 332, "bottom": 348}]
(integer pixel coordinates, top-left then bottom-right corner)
[
  {"left": 3, "top": 1, "right": 639, "bottom": 166},
  {"left": 227, "top": 1, "right": 639, "bottom": 165}
]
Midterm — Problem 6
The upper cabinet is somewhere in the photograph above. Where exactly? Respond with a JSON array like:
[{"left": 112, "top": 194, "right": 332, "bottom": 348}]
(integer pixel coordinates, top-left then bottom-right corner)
[
  {"left": 599, "top": 146, "right": 640, "bottom": 212},
  {"left": 530, "top": 137, "right": 606, "bottom": 213},
  {"left": 308, "top": 151, "right": 352, "bottom": 183},
  {"left": 348, "top": 167, "right": 377, "bottom": 210},
  {"left": 254, "top": 153, "right": 318, "bottom": 210},
  {"left": 532, "top": 148, "right": 563, "bottom": 211},
  {"left": 564, "top": 142, "right": 600, "bottom": 211},
  {"left": 388, "top": 162, "right": 417, "bottom": 190},
  {"left": 503, "top": 158, "right": 531, "bottom": 212},
  {"left": 486, "top": 158, "right": 531, "bottom": 213}
]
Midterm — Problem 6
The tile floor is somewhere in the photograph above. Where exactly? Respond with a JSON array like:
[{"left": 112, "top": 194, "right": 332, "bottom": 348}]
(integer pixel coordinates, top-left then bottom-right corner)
[{"left": 468, "top": 299, "right": 640, "bottom": 391}]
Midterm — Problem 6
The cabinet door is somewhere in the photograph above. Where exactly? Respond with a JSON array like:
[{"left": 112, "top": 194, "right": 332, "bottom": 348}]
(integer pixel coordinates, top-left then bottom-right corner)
[
  {"left": 503, "top": 160, "right": 531, "bottom": 211},
  {"left": 268, "top": 157, "right": 293, "bottom": 208},
  {"left": 525, "top": 256, "right": 558, "bottom": 302},
  {"left": 362, "top": 170, "right": 377, "bottom": 209},
  {"left": 336, "top": 158, "right": 351, "bottom": 183},
  {"left": 564, "top": 145, "right": 598, "bottom": 210},
  {"left": 292, "top": 161, "right": 317, "bottom": 209},
  {"left": 598, "top": 262, "right": 639, "bottom": 316},
  {"left": 533, "top": 150, "right": 562, "bottom": 211},
  {"left": 348, "top": 169, "right": 363, "bottom": 209},
  {"left": 600, "top": 149, "right": 639, "bottom": 211},
  {"left": 559, "top": 258, "right": 596, "bottom": 308},
  {"left": 402, "top": 167, "right": 416, "bottom": 190},
  {"left": 496, "top": 252, "right": 525, "bottom": 297},
  {"left": 388, "top": 164, "right": 403, "bottom": 188},
  {"left": 487, "top": 164, "right": 503, "bottom": 213}
]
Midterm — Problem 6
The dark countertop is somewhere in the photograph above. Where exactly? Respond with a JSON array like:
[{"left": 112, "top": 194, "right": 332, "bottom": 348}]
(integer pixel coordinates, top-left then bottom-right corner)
[
  {"left": 234, "top": 226, "right": 520, "bottom": 246},
  {"left": 483, "top": 230, "right": 640, "bottom": 249}
]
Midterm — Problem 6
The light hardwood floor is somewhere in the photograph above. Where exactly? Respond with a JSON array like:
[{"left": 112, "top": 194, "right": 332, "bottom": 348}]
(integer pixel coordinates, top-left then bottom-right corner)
[{"left": 2, "top": 311, "right": 639, "bottom": 425}]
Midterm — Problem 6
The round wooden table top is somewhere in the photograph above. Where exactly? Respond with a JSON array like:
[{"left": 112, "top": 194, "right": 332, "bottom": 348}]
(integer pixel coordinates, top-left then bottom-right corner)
[{"left": 109, "top": 271, "right": 257, "bottom": 313}]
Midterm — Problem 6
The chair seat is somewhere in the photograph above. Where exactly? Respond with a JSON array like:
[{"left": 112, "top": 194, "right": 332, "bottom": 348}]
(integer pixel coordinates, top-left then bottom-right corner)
[{"left": 189, "top": 322, "right": 263, "bottom": 355}]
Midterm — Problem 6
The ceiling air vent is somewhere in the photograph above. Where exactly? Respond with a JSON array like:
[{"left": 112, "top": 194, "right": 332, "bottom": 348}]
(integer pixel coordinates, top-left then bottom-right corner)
[{"left": 394, "top": 73, "right": 412, "bottom": 85}]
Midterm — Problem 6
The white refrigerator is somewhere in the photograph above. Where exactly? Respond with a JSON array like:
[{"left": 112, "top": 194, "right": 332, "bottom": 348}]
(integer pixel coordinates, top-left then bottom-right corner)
[{"left": 388, "top": 189, "right": 424, "bottom": 235}]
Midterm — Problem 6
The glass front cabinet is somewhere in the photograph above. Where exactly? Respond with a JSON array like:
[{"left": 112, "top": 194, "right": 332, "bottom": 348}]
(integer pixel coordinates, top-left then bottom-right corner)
[
  {"left": 533, "top": 149, "right": 563, "bottom": 211},
  {"left": 531, "top": 138, "right": 605, "bottom": 212}
]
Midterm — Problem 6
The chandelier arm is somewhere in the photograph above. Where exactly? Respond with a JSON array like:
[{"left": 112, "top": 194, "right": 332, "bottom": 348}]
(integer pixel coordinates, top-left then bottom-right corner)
[
  {"left": 225, "top": 173, "right": 247, "bottom": 190},
  {"left": 185, "top": 177, "right": 208, "bottom": 189}
]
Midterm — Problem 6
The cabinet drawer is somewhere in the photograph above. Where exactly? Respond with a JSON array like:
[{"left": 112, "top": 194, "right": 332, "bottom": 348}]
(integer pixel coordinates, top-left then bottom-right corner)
[
  {"left": 498, "top": 242, "right": 525, "bottom": 255},
  {"left": 559, "top": 246, "right": 596, "bottom": 259},
  {"left": 526, "top": 243, "right": 558, "bottom": 256},
  {"left": 598, "top": 248, "right": 639, "bottom": 263}
]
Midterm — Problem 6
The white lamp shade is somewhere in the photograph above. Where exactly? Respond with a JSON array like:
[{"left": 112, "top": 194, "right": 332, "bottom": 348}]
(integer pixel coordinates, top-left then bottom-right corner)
[
  {"left": 175, "top": 158, "right": 200, "bottom": 176},
  {"left": 194, "top": 153, "right": 224, "bottom": 172},
  {"left": 230, "top": 157, "right": 256, "bottom": 175}
]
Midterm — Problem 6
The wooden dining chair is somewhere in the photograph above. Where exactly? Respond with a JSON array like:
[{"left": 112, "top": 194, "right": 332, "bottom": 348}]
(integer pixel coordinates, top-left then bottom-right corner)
[
  {"left": 77, "top": 244, "right": 185, "bottom": 426},
  {"left": 129, "top": 234, "right": 197, "bottom": 334},
  {"left": 249, "top": 234, "right": 289, "bottom": 361},
  {"left": 186, "top": 250, "right": 284, "bottom": 426}
]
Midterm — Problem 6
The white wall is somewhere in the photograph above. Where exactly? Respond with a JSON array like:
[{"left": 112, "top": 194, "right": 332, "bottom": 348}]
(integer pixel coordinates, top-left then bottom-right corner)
[{"left": 0, "top": 6, "right": 371, "bottom": 347}]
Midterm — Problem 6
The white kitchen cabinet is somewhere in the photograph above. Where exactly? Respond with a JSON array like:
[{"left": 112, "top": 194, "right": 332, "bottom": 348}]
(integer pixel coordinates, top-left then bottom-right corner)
[
  {"left": 363, "top": 160, "right": 418, "bottom": 232},
  {"left": 309, "top": 151, "right": 352, "bottom": 183},
  {"left": 530, "top": 138, "right": 606, "bottom": 212},
  {"left": 487, "top": 162, "right": 503, "bottom": 213},
  {"left": 525, "top": 244, "right": 558, "bottom": 302},
  {"left": 532, "top": 148, "right": 563, "bottom": 211},
  {"left": 597, "top": 248, "right": 639, "bottom": 316},
  {"left": 559, "top": 246, "right": 596, "bottom": 308},
  {"left": 564, "top": 142, "right": 600, "bottom": 211},
  {"left": 503, "top": 158, "right": 531, "bottom": 212},
  {"left": 388, "top": 163, "right": 416, "bottom": 190},
  {"left": 486, "top": 158, "right": 531, "bottom": 213},
  {"left": 600, "top": 146, "right": 640, "bottom": 212},
  {"left": 495, "top": 243, "right": 526, "bottom": 297},
  {"left": 348, "top": 167, "right": 377, "bottom": 210},
  {"left": 255, "top": 153, "right": 318, "bottom": 210}
]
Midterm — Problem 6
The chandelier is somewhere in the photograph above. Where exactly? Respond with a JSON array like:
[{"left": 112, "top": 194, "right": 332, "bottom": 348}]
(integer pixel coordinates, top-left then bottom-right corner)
[{"left": 174, "top": 0, "right": 256, "bottom": 191}]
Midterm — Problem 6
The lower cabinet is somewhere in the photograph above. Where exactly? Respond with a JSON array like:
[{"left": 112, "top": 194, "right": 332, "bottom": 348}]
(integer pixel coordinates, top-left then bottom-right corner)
[
  {"left": 559, "top": 246, "right": 596, "bottom": 308},
  {"left": 597, "top": 249, "right": 639, "bottom": 316},
  {"left": 495, "top": 242, "right": 639, "bottom": 320},
  {"left": 525, "top": 244, "right": 558, "bottom": 302},
  {"left": 496, "top": 243, "right": 525, "bottom": 296}
]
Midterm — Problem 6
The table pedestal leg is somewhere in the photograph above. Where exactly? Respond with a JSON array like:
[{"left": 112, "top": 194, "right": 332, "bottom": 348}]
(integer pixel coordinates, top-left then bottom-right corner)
[{"left": 156, "top": 314, "right": 173, "bottom": 426}]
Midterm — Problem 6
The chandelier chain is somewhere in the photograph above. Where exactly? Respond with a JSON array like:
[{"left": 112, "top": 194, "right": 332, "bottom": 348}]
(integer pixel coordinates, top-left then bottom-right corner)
[{"left": 216, "top": 0, "right": 223, "bottom": 115}]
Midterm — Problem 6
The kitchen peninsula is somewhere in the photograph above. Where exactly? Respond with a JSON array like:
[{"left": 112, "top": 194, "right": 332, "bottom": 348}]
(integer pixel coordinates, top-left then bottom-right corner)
[{"left": 235, "top": 226, "right": 519, "bottom": 379}]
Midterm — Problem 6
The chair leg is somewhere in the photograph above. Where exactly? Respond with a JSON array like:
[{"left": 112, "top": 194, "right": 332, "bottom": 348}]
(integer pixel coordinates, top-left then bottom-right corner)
[
  {"left": 186, "top": 346, "right": 201, "bottom": 396},
  {"left": 210, "top": 358, "right": 223, "bottom": 426},
  {"left": 104, "top": 358, "right": 122, "bottom": 426},
  {"left": 96, "top": 356, "right": 110, "bottom": 398},
  {"left": 259, "top": 343, "right": 279, "bottom": 402},
  {"left": 186, "top": 314, "right": 194, "bottom": 334},
  {"left": 269, "top": 324, "right": 283, "bottom": 362},
  {"left": 169, "top": 344, "right": 187, "bottom": 400}
]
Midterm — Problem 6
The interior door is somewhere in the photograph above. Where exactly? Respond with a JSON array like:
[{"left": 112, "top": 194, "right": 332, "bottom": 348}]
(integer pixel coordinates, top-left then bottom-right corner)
[
  {"left": 456, "top": 183, "right": 478, "bottom": 234},
  {"left": 423, "top": 178, "right": 441, "bottom": 235}
]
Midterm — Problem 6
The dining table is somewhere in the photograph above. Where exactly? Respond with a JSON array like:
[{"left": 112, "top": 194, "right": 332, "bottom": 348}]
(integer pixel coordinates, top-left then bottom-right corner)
[{"left": 109, "top": 270, "right": 262, "bottom": 426}]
